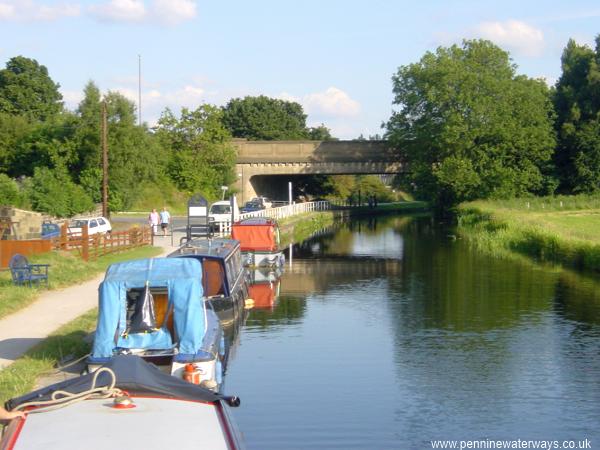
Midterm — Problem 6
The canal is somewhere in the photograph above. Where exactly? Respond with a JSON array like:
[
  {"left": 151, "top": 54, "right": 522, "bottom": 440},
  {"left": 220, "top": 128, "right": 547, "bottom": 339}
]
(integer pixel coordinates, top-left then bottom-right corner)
[{"left": 225, "top": 215, "right": 600, "bottom": 450}]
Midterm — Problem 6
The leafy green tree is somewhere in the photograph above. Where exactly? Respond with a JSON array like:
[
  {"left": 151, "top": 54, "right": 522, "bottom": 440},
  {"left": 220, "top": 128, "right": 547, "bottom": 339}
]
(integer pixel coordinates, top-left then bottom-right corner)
[
  {"left": 26, "top": 166, "right": 94, "bottom": 217},
  {"left": 73, "top": 81, "right": 103, "bottom": 178},
  {"left": 386, "top": 39, "right": 556, "bottom": 207},
  {"left": 0, "top": 173, "right": 23, "bottom": 206},
  {"left": 222, "top": 95, "right": 308, "bottom": 140},
  {"left": 155, "top": 105, "right": 236, "bottom": 198},
  {"left": 0, "top": 56, "right": 63, "bottom": 121},
  {"left": 102, "top": 91, "right": 166, "bottom": 210},
  {"left": 8, "top": 113, "right": 79, "bottom": 177},
  {"left": 308, "top": 124, "right": 335, "bottom": 140},
  {"left": 322, "top": 175, "right": 356, "bottom": 200},
  {"left": 0, "top": 112, "right": 32, "bottom": 174},
  {"left": 554, "top": 36, "right": 600, "bottom": 193},
  {"left": 355, "top": 175, "right": 395, "bottom": 202}
]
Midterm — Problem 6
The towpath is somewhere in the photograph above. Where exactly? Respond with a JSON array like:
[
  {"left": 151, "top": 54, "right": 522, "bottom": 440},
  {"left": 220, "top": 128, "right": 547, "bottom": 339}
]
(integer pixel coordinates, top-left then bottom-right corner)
[{"left": 0, "top": 234, "right": 181, "bottom": 370}]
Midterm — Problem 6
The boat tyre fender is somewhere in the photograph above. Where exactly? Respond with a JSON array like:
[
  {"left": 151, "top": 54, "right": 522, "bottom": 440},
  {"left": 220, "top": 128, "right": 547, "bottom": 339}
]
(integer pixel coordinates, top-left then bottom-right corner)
[{"left": 224, "top": 396, "right": 240, "bottom": 407}]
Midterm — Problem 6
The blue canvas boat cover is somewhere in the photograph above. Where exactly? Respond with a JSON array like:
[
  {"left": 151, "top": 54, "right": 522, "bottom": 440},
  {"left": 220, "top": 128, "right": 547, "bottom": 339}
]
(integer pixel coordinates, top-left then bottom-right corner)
[{"left": 91, "top": 258, "right": 205, "bottom": 360}]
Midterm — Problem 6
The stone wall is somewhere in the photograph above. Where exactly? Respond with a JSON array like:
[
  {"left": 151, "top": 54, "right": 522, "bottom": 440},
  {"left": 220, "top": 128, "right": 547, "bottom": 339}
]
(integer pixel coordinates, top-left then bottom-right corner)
[{"left": 0, "top": 206, "right": 43, "bottom": 240}]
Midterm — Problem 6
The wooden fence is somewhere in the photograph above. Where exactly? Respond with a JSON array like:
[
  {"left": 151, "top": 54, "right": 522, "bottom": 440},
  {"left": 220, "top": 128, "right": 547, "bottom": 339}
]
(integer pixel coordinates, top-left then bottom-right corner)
[
  {"left": 0, "top": 239, "right": 52, "bottom": 268},
  {"left": 52, "top": 223, "right": 152, "bottom": 261}
]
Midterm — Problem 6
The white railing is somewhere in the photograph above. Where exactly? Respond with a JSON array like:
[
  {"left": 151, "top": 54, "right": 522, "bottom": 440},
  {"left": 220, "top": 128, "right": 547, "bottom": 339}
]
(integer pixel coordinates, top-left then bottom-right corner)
[{"left": 214, "top": 200, "right": 331, "bottom": 236}]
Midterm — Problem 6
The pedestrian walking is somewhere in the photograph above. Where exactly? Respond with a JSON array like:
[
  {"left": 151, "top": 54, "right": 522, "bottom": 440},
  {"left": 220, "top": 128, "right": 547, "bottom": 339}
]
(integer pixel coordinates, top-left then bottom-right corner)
[
  {"left": 159, "top": 207, "right": 171, "bottom": 237},
  {"left": 148, "top": 208, "right": 159, "bottom": 235}
]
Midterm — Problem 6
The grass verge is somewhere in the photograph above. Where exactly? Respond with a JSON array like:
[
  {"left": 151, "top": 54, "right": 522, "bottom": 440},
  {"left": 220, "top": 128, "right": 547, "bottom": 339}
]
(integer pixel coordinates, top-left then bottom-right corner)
[
  {"left": 0, "top": 246, "right": 163, "bottom": 320},
  {"left": 0, "top": 309, "right": 97, "bottom": 404},
  {"left": 279, "top": 211, "right": 336, "bottom": 246},
  {"left": 456, "top": 196, "right": 600, "bottom": 272}
]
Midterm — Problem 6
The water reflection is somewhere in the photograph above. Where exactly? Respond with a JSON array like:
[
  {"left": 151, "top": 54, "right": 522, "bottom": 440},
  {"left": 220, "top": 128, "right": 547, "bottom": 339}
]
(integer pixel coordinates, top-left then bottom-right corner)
[{"left": 226, "top": 215, "right": 600, "bottom": 450}]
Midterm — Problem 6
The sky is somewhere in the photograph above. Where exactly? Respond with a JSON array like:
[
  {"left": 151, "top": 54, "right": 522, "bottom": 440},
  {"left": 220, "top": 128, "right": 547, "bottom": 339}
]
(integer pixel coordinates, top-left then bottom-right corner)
[{"left": 0, "top": 0, "right": 599, "bottom": 139}]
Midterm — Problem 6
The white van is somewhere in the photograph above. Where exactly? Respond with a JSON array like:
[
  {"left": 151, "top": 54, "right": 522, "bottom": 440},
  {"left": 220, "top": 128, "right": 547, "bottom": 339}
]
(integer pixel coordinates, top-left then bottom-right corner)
[{"left": 208, "top": 200, "right": 240, "bottom": 231}]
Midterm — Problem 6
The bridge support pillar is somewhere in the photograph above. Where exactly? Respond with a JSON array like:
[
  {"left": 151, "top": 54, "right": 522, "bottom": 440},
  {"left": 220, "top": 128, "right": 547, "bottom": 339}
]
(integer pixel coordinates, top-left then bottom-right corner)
[{"left": 234, "top": 164, "right": 258, "bottom": 204}]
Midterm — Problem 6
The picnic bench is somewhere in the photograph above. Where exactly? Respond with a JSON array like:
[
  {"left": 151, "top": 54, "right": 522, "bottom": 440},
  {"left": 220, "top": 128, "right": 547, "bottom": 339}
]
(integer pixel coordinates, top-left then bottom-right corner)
[{"left": 8, "top": 253, "right": 50, "bottom": 287}]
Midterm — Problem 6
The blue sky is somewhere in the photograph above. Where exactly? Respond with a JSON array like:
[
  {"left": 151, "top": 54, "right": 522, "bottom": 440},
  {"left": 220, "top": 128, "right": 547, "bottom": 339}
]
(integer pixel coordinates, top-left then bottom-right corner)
[{"left": 1, "top": 0, "right": 599, "bottom": 138}]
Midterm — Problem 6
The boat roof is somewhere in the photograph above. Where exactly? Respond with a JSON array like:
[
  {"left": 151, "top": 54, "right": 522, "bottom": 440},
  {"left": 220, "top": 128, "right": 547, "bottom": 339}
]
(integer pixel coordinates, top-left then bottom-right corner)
[
  {"left": 10, "top": 398, "right": 230, "bottom": 450},
  {"left": 169, "top": 238, "right": 240, "bottom": 260},
  {"left": 235, "top": 217, "right": 277, "bottom": 226},
  {"left": 5, "top": 356, "right": 238, "bottom": 450},
  {"left": 103, "top": 257, "right": 201, "bottom": 284}
]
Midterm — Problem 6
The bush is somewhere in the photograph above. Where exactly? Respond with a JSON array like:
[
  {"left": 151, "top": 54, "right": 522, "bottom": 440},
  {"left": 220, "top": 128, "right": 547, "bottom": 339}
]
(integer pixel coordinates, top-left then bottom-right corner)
[
  {"left": 26, "top": 167, "right": 94, "bottom": 217},
  {"left": 0, "top": 174, "right": 23, "bottom": 206}
]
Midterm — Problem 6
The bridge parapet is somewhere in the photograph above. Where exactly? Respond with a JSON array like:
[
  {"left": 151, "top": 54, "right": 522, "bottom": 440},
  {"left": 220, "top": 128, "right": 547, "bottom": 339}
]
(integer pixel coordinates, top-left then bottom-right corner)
[{"left": 233, "top": 139, "right": 398, "bottom": 164}]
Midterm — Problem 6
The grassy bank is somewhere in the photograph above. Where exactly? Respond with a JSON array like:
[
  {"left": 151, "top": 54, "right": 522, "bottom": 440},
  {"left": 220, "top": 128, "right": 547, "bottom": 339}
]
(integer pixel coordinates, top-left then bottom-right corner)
[
  {"left": 0, "top": 309, "right": 98, "bottom": 404},
  {"left": 279, "top": 210, "right": 336, "bottom": 246},
  {"left": 0, "top": 246, "right": 163, "bottom": 319},
  {"left": 457, "top": 195, "right": 600, "bottom": 272}
]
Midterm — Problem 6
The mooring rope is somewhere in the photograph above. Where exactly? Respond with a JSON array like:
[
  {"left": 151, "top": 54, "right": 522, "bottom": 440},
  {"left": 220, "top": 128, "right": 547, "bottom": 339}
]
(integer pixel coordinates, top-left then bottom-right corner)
[{"left": 14, "top": 367, "right": 123, "bottom": 414}]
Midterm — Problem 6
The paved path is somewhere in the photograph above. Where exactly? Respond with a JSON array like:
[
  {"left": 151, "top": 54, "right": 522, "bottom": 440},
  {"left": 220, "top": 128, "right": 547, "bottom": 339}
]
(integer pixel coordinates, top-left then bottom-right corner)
[{"left": 0, "top": 234, "right": 181, "bottom": 370}]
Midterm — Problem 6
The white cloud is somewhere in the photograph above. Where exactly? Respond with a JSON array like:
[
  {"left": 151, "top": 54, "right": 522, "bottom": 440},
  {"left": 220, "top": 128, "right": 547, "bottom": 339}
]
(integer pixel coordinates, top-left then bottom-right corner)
[
  {"left": 88, "top": 0, "right": 197, "bottom": 25},
  {"left": 151, "top": 0, "right": 196, "bottom": 25},
  {"left": 304, "top": 87, "right": 361, "bottom": 117},
  {"left": 278, "top": 87, "right": 360, "bottom": 118},
  {"left": 474, "top": 20, "right": 544, "bottom": 57},
  {"left": 0, "top": 0, "right": 80, "bottom": 21},
  {"left": 0, "top": 3, "right": 16, "bottom": 20},
  {"left": 89, "top": 0, "right": 146, "bottom": 23}
]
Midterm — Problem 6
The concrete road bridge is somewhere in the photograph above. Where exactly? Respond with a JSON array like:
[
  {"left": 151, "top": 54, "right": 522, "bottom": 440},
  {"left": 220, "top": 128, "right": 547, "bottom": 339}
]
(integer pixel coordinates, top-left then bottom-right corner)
[{"left": 232, "top": 139, "right": 404, "bottom": 203}]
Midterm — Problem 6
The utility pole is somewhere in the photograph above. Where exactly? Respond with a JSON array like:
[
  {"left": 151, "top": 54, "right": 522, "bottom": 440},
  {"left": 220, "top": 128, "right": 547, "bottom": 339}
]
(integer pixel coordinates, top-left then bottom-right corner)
[
  {"left": 138, "top": 54, "right": 142, "bottom": 126},
  {"left": 102, "top": 100, "right": 109, "bottom": 218}
]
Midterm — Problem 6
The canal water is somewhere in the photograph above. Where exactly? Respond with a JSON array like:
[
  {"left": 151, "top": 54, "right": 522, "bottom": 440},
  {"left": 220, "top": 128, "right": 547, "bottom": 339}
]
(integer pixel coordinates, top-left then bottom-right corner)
[{"left": 225, "top": 215, "right": 600, "bottom": 450}]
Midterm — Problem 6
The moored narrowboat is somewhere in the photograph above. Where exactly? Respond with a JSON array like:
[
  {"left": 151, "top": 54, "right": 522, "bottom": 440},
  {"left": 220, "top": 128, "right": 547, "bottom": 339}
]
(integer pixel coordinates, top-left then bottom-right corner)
[
  {"left": 87, "top": 257, "right": 223, "bottom": 391},
  {"left": 168, "top": 238, "right": 249, "bottom": 329},
  {"left": 231, "top": 218, "right": 285, "bottom": 268},
  {"left": 1, "top": 356, "right": 244, "bottom": 449}
]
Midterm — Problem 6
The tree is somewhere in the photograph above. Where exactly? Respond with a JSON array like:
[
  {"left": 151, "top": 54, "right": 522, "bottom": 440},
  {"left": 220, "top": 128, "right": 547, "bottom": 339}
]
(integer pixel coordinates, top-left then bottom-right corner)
[
  {"left": 0, "top": 112, "right": 32, "bottom": 174},
  {"left": 155, "top": 105, "right": 236, "bottom": 198},
  {"left": 102, "top": 91, "right": 165, "bottom": 210},
  {"left": 26, "top": 166, "right": 94, "bottom": 217},
  {"left": 7, "top": 113, "right": 79, "bottom": 177},
  {"left": 308, "top": 124, "right": 335, "bottom": 140},
  {"left": 386, "top": 39, "right": 556, "bottom": 207},
  {"left": 553, "top": 36, "right": 600, "bottom": 193},
  {"left": 0, "top": 56, "right": 63, "bottom": 121},
  {"left": 0, "top": 173, "right": 23, "bottom": 207},
  {"left": 222, "top": 95, "right": 308, "bottom": 140}
]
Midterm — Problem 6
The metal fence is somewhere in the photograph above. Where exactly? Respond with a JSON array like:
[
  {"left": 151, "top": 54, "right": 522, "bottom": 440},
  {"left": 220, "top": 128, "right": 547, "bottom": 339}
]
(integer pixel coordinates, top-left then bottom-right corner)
[{"left": 213, "top": 200, "right": 331, "bottom": 236}]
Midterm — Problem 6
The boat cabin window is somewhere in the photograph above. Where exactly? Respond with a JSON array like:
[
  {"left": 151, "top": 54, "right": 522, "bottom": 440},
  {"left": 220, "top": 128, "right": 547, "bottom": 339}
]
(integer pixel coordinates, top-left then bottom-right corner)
[
  {"left": 125, "top": 287, "right": 173, "bottom": 335},
  {"left": 203, "top": 259, "right": 226, "bottom": 297},
  {"left": 223, "top": 247, "right": 243, "bottom": 289}
]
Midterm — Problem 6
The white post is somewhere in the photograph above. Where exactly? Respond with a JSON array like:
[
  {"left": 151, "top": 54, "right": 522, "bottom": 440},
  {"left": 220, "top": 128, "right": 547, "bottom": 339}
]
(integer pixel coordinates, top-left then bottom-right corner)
[{"left": 288, "top": 182, "right": 292, "bottom": 205}]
